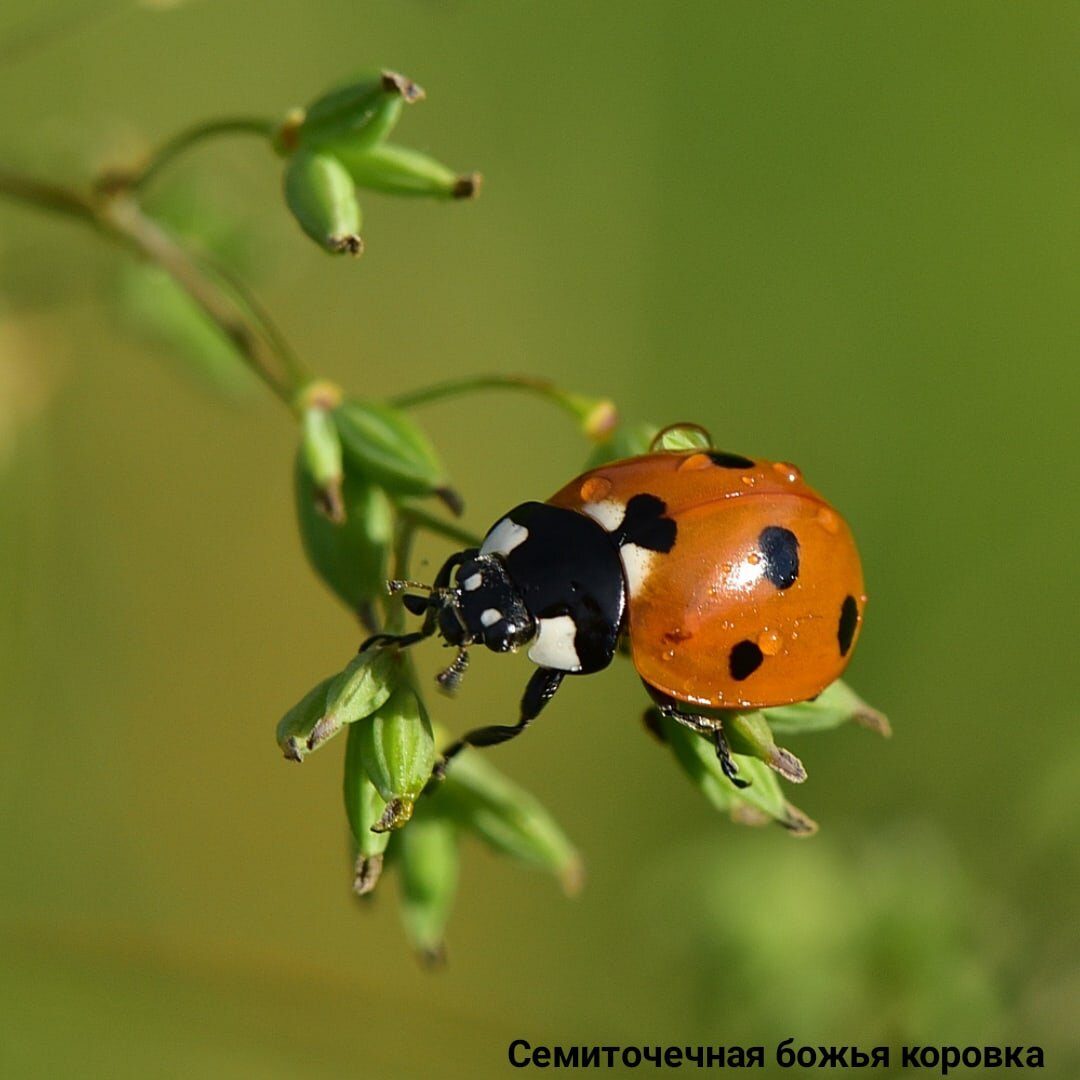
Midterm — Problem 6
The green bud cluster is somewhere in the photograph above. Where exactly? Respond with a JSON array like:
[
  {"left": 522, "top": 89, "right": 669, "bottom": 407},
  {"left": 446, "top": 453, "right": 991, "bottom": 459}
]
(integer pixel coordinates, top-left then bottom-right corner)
[
  {"left": 293, "top": 380, "right": 460, "bottom": 619},
  {"left": 375, "top": 742, "right": 582, "bottom": 963},
  {"left": 277, "top": 71, "right": 479, "bottom": 255}
]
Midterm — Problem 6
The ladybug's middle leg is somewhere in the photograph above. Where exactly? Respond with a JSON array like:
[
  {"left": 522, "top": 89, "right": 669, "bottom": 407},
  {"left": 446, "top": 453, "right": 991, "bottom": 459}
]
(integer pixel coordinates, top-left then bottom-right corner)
[
  {"left": 656, "top": 701, "right": 749, "bottom": 789},
  {"left": 434, "top": 667, "right": 566, "bottom": 776}
]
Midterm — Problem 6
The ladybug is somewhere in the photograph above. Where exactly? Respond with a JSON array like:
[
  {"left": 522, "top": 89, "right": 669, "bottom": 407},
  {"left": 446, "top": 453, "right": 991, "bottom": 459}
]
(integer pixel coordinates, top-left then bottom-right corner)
[{"left": 383, "top": 446, "right": 865, "bottom": 785}]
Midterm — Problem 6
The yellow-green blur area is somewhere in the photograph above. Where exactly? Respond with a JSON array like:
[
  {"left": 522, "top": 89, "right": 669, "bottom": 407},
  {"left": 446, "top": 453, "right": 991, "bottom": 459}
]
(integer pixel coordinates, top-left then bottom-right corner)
[{"left": 2, "top": 1, "right": 1077, "bottom": 1076}]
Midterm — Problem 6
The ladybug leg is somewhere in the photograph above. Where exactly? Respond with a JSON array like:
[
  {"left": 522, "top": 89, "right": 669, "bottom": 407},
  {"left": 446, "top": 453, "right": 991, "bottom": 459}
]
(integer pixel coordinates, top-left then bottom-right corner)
[
  {"left": 657, "top": 702, "right": 750, "bottom": 790},
  {"left": 434, "top": 667, "right": 566, "bottom": 776},
  {"left": 710, "top": 727, "right": 748, "bottom": 789}
]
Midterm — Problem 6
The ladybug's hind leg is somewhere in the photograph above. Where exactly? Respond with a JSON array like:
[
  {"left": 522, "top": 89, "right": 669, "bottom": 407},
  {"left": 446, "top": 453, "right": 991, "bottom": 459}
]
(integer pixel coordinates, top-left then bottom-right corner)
[
  {"left": 656, "top": 701, "right": 750, "bottom": 790},
  {"left": 434, "top": 667, "right": 566, "bottom": 777}
]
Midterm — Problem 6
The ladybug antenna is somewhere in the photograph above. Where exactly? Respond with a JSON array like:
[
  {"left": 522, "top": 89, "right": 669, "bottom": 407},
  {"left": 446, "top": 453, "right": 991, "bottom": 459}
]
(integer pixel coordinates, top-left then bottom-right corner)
[{"left": 436, "top": 647, "right": 470, "bottom": 694}]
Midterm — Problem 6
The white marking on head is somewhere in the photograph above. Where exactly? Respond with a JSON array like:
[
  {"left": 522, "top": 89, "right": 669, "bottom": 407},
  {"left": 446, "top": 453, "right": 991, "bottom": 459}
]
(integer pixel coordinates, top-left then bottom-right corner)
[
  {"left": 582, "top": 498, "right": 626, "bottom": 533},
  {"left": 480, "top": 518, "right": 529, "bottom": 556},
  {"left": 619, "top": 543, "right": 656, "bottom": 598},
  {"left": 480, "top": 607, "right": 503, "bottom": 628},
  {"left": 462, "top": 573, "right": 483, "bottom": 592},
  {"left": 527, "top": 614, "right": 582, "bottom": 672}
]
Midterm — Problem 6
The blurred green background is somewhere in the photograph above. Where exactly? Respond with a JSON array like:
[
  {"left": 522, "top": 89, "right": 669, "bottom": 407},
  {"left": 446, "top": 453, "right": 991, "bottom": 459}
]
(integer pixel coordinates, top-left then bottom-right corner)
[{"left": 2, "top": 1, "right": 1078, "bottom": 1076}]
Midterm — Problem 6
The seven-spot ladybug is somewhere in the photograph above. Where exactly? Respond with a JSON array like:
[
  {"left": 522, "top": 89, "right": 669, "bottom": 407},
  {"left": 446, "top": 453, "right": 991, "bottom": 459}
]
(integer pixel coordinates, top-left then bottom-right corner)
[{"left": 380, "top": 446, "right": 865, "bottom": 785}]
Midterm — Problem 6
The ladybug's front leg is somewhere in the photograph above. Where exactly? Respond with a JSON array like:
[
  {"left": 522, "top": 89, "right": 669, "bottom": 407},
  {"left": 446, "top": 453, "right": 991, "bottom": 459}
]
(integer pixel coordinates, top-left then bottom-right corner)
[
  {"left": 656, "top": 701, "right": 750, "bottom": 790},
  {"left": 434, "top": 667, "right": 566, "bottom": 776}
]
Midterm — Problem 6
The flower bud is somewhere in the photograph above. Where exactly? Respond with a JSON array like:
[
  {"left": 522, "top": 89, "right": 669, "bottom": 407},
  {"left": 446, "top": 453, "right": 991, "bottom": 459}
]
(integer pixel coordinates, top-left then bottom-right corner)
[
  {"left": 764, "top": 679, "right": 891, "bottom": 738},
  {"left": 354, "top": 684, "right": 435, "bottom": 830},
  {"left": 434, "top": 748, "right": 583, "bottom": 894},
  {"left": 295, "top": 452, "right": 393, "bottom": 615},
  {"left": 283, "top": 149, "right": 363, "bottom": 255},
  {"left": 334, "top": 141, "right": 479, "bottom": 200},
  {"left": 344, "top": 721, "right": 391, "bottom": 895},
  {"left": 298, "top": 71, "right": 423, "bottom": 153},
  {"left": 394, "top": 813, "right": 459, "bottom": 965},
  {"left": 333, "top": 398, "right": 459, "bottom": 510}
]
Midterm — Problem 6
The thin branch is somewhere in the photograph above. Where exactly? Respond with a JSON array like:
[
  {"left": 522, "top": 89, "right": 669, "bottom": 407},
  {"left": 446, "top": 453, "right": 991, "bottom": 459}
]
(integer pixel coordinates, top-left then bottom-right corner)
[
  {"left": 398, "top": 505, "right": 481, "bottom": 550},
  {"left": 0, "top": 166, "right": 306, "bottom": 406},
  {"left": 123, "top": 117, "right": 277, "bottom": 193},
  {"left": 99, "top": 193, "right": 297, "bottom": 403},
  {"left": 0, "top": 168, "right": 98, "bottom": 224}
]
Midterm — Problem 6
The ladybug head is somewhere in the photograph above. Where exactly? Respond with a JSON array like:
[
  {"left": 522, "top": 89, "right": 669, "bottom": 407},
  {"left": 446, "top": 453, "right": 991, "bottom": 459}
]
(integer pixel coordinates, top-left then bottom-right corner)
[{"left": 394, "top": 551, "right": 536, "bottom": 690}]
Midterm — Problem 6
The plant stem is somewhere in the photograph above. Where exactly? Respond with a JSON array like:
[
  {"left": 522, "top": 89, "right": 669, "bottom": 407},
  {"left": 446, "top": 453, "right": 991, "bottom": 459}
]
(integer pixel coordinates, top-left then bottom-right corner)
[
  {"left": 0, "top": 168, "right": 97, "bottom": 224},
  {"left": 390, "top": 373, "right": 617, "bottom": 439},
  {"left": 0, "top": 165, "right": 307, "bottom": 406},
  {"left": 127, "top": 117, "right": 277, "bottom": 193},
  {"left": 398, "top": 505, "right": 481, "bottom": 550}
]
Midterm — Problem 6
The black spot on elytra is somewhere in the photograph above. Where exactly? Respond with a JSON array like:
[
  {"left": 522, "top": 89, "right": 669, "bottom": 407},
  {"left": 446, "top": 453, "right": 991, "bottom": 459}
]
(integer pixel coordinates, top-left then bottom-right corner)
[
  {"left": 708, "top": 450, "right": 756, "bottom": 469},
  {"left": 838, "top": 595, "right": 859, "bottom": 656},
  {"left": 759, "top": 526, "right": 800, "bottom": 589},
  {"left": 729, "top": 639, "right": 764, "bottom": 681},
  {"left": 614, "top": 493, "right": 677, "bottom": 553}
]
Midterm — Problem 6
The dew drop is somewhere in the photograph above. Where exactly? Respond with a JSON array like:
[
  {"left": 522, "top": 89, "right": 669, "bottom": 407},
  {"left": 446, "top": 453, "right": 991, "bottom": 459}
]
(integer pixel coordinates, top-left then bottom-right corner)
[
  {"left": 772, "top": 461, "right": 802, "bottom": 483},
  {"left": 757, "top": 629, "right": 783, "bottom": 656},
  {"left": 580, "top": 475, "right": 612, "bottom": 501},
  {"left": 678, "top": 452, "right": 713, "bottom": 472},
  {"left": 817, "top": 507, "right": 840, "bottom": 533}
]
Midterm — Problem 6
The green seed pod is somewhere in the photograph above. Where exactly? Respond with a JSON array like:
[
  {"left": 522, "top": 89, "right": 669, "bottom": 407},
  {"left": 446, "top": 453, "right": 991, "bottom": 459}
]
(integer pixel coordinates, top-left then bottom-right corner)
[
  {"left": 295, "top": 452, "right": 393, "bottom": 616},
  {"left": 299, "top": 403, "right": 345, "bottom": 523},
  {"left": 648, "top": 708, "right": 817, "bottom": 835},
  {"left": 726, "top": 710, "right": 807, "bottom": 784},
  {"left": 283, "top": 149, "right": 363, "bottom": 255},
  {"left": 434, "top": 748, "right": 583, "bottom": 894},
  {"left": 333, "top": 141, "right": 479, "bottom": 200},
  {"left": 276, "top": 674, "right": 335, "bottom": 762},
  {"left": 394, "top": 813, "right": 459, "bottom": 965},
  {"left": 355, "top": 684, "right": 435, "bottom": 830},
  {"left": 763, "top": 679, "right": 891, "bottom": 738},
  {"left": 298, "top": 71, "right": 423, "bottom": 152},
  {"left": 333, "top": 399, "right": 459, "bottom": 510},
  {"left": 344, "top": 722, "right": 391, "bottom": 895},
  {"left": 311, "top": 646, "right": 402, "bottom": 753}
]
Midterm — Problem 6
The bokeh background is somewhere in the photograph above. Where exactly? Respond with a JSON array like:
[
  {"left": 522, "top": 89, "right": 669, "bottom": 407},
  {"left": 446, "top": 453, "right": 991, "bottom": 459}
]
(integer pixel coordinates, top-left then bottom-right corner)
[{"left": 2, "top": 1, "right": 1078, "bottom": 1076}]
